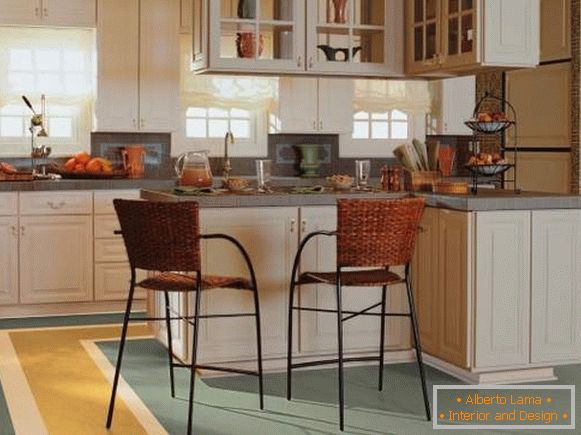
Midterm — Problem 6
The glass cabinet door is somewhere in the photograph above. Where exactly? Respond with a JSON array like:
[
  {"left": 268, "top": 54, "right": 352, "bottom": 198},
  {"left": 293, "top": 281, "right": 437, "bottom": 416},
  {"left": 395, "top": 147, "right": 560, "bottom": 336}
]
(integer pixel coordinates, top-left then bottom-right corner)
[
  {"left": 306, "top": 0, "right": 399, "bottom": 75},
  {"left": 210, "top": 0, "right": 305, "bottom": 72},
  {"left": 407, "top": 0, "right": 442, "bottom": 72},
  {"left": 442, "top": 0, "right": 476, "bottom": 66}
]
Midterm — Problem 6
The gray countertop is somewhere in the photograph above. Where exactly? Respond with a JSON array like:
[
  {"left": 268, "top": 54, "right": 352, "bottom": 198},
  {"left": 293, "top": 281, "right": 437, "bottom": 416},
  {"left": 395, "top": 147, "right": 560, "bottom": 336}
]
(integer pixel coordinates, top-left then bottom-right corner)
[
  {"left": 0, "top": 178, "right": 177, "bottom": 191},
  {"left": 141, "top": 188, "right": 581, "bottom": 212}
]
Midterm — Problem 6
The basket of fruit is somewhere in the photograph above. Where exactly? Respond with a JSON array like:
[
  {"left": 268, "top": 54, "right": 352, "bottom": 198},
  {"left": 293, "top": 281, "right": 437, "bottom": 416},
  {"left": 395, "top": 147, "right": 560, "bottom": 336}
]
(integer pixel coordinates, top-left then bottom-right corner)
[
  {"left": 53, "top": 152, "right": 125, "bottom": 179},
  {"left": 0, "top": 162, "right": 34, "bottom": 181},
  {"left": 465, "top": 152, "right": 514, "bottom": 176},
  {"left": 465, "top": 112, "right": 514, "bottom": 134}
]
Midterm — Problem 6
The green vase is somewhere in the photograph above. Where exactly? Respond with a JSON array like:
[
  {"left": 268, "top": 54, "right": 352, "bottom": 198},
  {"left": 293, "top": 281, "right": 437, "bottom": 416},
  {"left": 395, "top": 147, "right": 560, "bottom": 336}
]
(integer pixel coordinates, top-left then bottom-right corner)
[{"left": 297, "top": 144, "right": 322, "bottom": 178}]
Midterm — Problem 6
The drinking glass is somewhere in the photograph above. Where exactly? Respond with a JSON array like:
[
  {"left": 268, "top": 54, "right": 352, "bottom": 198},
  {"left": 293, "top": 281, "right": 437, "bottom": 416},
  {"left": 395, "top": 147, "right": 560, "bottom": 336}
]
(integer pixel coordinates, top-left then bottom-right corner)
[
  {"left": 255, "top": 159, "right": 272, "bottom": 192},
  {"left": 355, "top": 160, "right": 371, "bottom": 189}
]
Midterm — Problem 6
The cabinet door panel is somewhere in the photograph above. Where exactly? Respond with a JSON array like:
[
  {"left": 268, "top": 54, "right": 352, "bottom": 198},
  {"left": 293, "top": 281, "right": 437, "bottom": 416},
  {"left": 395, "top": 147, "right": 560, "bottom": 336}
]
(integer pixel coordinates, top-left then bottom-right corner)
[
  {"left": 139, "top": 0, "right": 180, "bottom": 132},
  {"left": 95, "top": 263, "right": 146, "bottom": 301},
  {"left": 0, "top": 217, "right": 19, "bottom": 305},
  {"left": 42, "top": 0, "right": 96, "bottom": 27},
  {"left": 437, "top": 209, "right": 470, "bottom": 368},
  {"left": 20, "top": 216, "right": 93, "bottom": 304},
  {"left": 475, "top": 211, "right": 530, "bottom": 368},
  {"left": 531, "top": 210, "right": 581, "bottom": 363},
  {"left": 196, "top": 208, "right": 298, "bottom": 362},
  {"left": 96, "top": 0, "right": 139, "bottom": 131},
  {"left": 317, "top": 78, "right": 354, "bottom": 133},
  {"left": 412, "top": 207, "right": 440, "bottom": 356},
  {"left": 405, "top": 0, "right": 442, "bottom": 74},
  {"left": 0, "top": 0, "right": 41, "bottom": 25},
  {"left": 299, "top": 207, "right": 410, "bottom": 355},
  {"left": 278, "top": 77, "right": 318, "bottom": 133},
  {"left": 483, "top": 0, "right": 540, "bottom": 67},
  {"left": 540, "top": 0, "right": 570, "bottom": 62}
]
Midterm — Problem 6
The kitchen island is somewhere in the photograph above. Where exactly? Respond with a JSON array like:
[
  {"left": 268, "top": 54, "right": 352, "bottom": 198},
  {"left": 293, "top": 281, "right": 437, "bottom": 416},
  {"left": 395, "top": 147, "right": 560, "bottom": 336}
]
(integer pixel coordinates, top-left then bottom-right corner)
[{"left": 143, "top": 188, "right": 581, "bottom": 384}]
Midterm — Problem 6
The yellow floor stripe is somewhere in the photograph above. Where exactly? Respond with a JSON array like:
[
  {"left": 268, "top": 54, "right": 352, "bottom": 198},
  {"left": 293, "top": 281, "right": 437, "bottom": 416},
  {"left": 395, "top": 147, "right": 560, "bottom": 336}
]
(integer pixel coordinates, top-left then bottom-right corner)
[{"left": 9, "top": 325, "right": 152, "bottom": 435}]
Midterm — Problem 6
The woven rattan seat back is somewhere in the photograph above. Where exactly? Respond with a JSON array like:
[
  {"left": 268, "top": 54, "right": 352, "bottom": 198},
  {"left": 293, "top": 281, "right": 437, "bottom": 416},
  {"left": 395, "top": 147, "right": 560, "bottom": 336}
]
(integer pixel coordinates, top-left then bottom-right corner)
[
  {"left": 114, "top": 199, "right": 201, "bottom": 272},
  {"left": 336, "top": 198, "right": 425, "bottom": 268}
]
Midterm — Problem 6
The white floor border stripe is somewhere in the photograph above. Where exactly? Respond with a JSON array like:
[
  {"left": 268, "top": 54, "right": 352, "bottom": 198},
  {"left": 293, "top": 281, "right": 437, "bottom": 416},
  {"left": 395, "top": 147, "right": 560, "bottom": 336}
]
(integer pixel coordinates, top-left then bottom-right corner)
[
  {"left": 0, "top": 332, "right": 48, "bottom": 435},
  {"left": 81, "top": 337, "right": 168, "bottom": 435}
]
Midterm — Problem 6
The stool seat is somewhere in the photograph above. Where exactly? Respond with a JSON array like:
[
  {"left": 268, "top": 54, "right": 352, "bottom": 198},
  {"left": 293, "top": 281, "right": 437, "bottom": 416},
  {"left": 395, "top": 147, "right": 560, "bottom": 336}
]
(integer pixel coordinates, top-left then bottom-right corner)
[
  {"left": 138, "top": 272, "right": 252, "bottom": 292},
  {"left": 298, "top": 269, "right": 404, "bottom": 287}
]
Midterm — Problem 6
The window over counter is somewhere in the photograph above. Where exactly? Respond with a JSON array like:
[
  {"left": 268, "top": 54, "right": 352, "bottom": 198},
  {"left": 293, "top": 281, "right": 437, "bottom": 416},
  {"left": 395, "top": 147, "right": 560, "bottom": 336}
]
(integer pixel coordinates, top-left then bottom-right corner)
[
  {"left": 343, "top": 79, "right": 430, "bottom": 158},
  {"left": 177, "top": 35, "right": 277, "bottom": 157},
  {"left": 0, "top": 27, "right": 96, "bottom": 157}
]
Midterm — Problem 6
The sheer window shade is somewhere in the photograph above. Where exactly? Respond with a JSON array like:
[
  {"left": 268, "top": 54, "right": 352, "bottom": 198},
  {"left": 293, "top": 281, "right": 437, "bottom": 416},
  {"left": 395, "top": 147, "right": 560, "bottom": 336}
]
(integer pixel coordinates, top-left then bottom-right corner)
[
  {"left": 180, "top": 35, "right": 278, "bottom": 112},
  {"left": 353, "top": 79, "right": 431, "bottom": 114},
  {"left": 0, "top": 27, "right": 96, "bottom": 154}
]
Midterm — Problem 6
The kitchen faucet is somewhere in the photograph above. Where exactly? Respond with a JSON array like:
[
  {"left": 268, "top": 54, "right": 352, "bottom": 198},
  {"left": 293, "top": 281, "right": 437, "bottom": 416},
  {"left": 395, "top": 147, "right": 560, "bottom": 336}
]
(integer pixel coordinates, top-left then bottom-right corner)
[{"left": 223, "top": 131, "right": 235, "bottom": 179}]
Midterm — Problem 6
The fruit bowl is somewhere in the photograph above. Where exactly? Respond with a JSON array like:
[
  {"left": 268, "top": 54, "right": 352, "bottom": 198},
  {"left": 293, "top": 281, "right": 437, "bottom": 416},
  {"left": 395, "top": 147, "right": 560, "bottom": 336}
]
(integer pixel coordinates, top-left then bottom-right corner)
[
  {"left": 465, "top": 163, "right": 514, "bottom": 176},
  {"left": 327, "top": 175, "right": 354, "bottom": 191},
  {"left": 464, "top": 120, "right": 514, "bottom": 134}
]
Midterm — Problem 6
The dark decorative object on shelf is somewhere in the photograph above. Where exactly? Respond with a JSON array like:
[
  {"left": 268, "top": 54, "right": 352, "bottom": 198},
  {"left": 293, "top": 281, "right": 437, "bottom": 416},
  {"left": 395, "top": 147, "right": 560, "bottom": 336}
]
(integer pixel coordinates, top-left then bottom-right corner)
[
  {"left": 237, "top": 0, "right": 256, "bottom": 18},
  {"left": 317, "top": 45, "right": 362, "bottom": 62}
]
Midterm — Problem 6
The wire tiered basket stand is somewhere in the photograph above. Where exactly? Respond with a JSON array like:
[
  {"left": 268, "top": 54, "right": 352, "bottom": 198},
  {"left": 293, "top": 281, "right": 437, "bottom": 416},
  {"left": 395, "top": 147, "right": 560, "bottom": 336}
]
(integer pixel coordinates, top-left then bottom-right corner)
[{"left": 464, "top": 92, "right": 519, "bottom": 194}]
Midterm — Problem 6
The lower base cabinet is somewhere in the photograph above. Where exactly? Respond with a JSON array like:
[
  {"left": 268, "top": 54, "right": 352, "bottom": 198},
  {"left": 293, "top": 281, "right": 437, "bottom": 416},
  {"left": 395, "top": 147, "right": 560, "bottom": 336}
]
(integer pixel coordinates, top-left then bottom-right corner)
[
  {"left": 19, "top": 215, "right": 93, "bottom": 304},
  {"left": 0, "top": 216, "right": 18, "bottom": 305},
  {"left": 413, "top": 207, "right": 581, "bottom": 374}
]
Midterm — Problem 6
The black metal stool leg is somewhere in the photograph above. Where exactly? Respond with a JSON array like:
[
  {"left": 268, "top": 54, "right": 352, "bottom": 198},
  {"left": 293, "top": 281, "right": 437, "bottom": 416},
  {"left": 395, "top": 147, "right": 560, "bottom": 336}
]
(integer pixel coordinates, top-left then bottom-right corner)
[
  {"left": 106, "top": 273, "right": 136, "bottom": 429},
  {"left": 164, "top": 291, "right": 176, "bottom": 398},
  {"left": 405, "top": 270, "right": 431, "bottom": 421},
  {"left": 378, "top": 285, "right": 387, "bottom": 391},
  {"left": 252, "top": 285, "right": 264, "bottom": 409},
  {"left": 187, "top": 279, "right": 202, "bottom": 435},
  {"left": 286, "top": 280, "right": 297, "bottom": 401},
  {"left": 336, "top": 273, "right": 345, "bottom": 432}
]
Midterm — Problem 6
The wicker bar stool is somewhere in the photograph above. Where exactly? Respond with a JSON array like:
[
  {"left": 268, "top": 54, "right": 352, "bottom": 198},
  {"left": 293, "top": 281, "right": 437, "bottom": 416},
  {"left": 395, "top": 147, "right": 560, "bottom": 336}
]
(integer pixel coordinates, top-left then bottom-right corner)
[
  {"left": 286, "top": 198, "right": 431, "bottom": 431},
  {"left": 105, "top": 200, "right": 264, "bottom": 435}
]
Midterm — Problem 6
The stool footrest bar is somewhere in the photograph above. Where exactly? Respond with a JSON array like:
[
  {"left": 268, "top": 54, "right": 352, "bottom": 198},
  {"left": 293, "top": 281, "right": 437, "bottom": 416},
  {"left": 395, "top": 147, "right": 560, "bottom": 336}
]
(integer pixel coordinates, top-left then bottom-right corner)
[
  {"left": 291, "top": 307, "right": 411, "bottom": 319},
  {"left": 291, "top": 356, "right": 381, "bottom": 369},
  {"left": 173, "top": 363, "right": 259, "bottom": 377}
]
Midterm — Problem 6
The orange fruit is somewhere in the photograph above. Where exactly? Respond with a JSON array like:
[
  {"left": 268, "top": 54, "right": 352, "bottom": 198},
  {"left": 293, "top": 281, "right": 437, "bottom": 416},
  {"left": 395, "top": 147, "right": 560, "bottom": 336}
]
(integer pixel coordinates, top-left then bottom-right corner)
[
  {"left": 85, "top": 158, "right": 103, "bottom": 173},
  {"left": 74, "top": 163, "right": 86, "bottom": 173},
  {"left": 64, "top": 158, "right": 76, "bottom": 172},
  {"left": 74, "top": 152, "right": 91, "bottom": 165}
]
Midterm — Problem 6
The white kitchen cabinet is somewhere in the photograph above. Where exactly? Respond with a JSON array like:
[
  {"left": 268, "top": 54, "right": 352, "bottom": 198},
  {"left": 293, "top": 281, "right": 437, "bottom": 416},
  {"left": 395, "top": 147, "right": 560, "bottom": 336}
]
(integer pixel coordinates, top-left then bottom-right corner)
[
  {"left": 540, "top": 0, "right": 571, "bottom": 62},
  {"left": 428, "top": 76, "right": 475, "bottom": 136},
  {"left": 299, "top": 207, "right": 410, "bottom": 355},
  {"left": 305, "top": 0, "right": 403, "bottom": 77},
  {"left": 531, "top": 210, "right": 581, "bottom": 363},
  {"left": 278, "top": 77, "right": 354, "bottom": 134},
  {"left": 0, "top": 217, "right": 19, "bottom": 305},
  {"left": 94, "top": 263, "right": 146, "bottom": 301},
  {"left": 19, "top": 215, "right": 93, "bottom": 304},
  {"left": 195, "top": 207, "right": 298, "bottom": 363},
  {"left": 96, "top": 0, "right": 179, "bottom": 132},
  {"left": 0, "top": 0, "right": 95, "bottom": 27},
  {"left": 406, "top": 0, "right": 540, "bottom": 75},
  {"left": 474, "top": 211, "right": 531, "bottom": 369}
]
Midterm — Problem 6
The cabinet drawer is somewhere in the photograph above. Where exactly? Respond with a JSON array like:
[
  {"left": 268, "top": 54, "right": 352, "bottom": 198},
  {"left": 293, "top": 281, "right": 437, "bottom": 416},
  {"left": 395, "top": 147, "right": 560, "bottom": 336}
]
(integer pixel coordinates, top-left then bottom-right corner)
[
  {"left": 95, "top": 263, "right": 146, "bottom": 301},
  {"left": 20, "top": 191, "right": 92, "bottom": 215},
  {"left": 94, "top": 190, "right": 141, "bottom": 215},
  {"left": 95, "top": 215, "right": 121, "bottom": 239},
  {"left": 95, "top": 239, "right": 128, "bottom": 263},
  {"left": 0, "top": 193, "right": 18, "bottom": 216}
]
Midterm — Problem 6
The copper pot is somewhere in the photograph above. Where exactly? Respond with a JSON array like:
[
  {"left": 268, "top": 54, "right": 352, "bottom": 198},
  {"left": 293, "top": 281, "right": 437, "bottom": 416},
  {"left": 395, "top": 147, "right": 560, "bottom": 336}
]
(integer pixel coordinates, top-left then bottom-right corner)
[{"left": 236, "top": 32, "right": 264, "bottom": 58}]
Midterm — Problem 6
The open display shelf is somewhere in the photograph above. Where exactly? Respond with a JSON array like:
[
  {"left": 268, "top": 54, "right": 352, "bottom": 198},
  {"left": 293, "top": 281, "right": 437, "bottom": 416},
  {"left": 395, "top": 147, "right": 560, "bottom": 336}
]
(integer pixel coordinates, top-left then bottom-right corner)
[{"left": 464, "top": 92, "right": 519, "bottom": 194}]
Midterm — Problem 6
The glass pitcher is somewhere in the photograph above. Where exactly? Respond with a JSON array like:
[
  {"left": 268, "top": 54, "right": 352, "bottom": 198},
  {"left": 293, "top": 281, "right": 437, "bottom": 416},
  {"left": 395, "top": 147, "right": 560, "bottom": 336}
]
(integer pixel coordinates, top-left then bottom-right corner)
[{"left": 175, "top": 150, "right": 213, "bottom": 187}]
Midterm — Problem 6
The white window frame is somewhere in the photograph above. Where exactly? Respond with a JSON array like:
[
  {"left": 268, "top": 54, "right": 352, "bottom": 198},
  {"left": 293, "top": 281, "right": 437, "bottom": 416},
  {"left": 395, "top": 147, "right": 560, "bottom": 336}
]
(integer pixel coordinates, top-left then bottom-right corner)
[{"left": 341, "top": 111, "right": 426, "bottom": 158}]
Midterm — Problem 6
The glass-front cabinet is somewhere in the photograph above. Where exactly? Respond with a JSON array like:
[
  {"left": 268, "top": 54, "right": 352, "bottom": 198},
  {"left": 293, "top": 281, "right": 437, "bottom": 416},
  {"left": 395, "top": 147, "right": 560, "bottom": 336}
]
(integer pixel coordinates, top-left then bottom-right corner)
[
  {"left": 406, "top": 0, "right": 539, "bottom": 75},
  {"left": 305, "top": 0, "right": 404, "bottom": 76},
  {"left": 194, "top": 0, "right": 306, "bottom": 73},
  {"left": 192, "top": 0, "right": 403, "bottom": 76}
]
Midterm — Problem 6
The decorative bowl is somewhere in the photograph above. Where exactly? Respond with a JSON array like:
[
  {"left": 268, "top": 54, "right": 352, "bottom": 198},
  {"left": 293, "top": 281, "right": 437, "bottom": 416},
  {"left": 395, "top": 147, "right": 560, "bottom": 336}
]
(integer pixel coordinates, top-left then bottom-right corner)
[
  {"left": 327, "top": 175, "right": 354, "bottom": 190},
  {"left": 223, "top": 177, "right": 250, "bottom": 192}
]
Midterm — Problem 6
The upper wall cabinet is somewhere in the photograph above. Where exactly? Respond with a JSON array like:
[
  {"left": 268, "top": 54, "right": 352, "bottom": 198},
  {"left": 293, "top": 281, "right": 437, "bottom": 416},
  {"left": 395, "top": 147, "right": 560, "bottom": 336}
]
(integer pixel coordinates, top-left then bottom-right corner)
[
  {"left": 540, "top": 0, "right": 570, "bottom": 62},
  {"left": 192, "top": 0, "right": 403, "bottom": 77},
  {"left": 406, "top": 0, "right": 540, "bottom": 76},
  {"left": 0, "top": 0, "right": 96, "bottom": 27},
  {"left": 96, "top": 0, "right": 180, "bottom": 132}
]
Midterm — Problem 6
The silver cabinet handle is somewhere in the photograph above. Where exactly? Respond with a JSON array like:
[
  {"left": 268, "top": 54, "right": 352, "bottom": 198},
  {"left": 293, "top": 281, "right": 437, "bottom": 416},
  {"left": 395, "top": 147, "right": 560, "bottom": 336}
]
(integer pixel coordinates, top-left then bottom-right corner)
[
  {"left": 140, "top": 119, "right": 145, "bottom": 129},
  {"left": 301, "top": 219, "right": 307, "bottom": 234},
  {"left": 132, "top": 119, "right": 137, "bottom": 129},
  {"left": 297, "top": 56, "right": 302, "bottom": 67},
  {"left": 10, "top": 226, "right": 17, "bottom": 237},
  {"left": 35, "top": 7, "right": 40, "bottom": 16},
  {"left": 43, "top": 7, "right": 48, "bottom": 17},
  {"left": 319, "top": 120, "right": 323, "bottom": 130},
  {"left": 312, "top": 120, "right": 317, "bottom": 130},
  {"left": 308, "top": 57, "right": 314, "bottom": 69},
  {"left": 290, "top": 219, "right": 296, "bottom": 233},
  {"left": 20, "top": 226, "right": 25, "bottom": 236},
  {"left": 47, "top": 201, "right": 66, "bottom": 210}
]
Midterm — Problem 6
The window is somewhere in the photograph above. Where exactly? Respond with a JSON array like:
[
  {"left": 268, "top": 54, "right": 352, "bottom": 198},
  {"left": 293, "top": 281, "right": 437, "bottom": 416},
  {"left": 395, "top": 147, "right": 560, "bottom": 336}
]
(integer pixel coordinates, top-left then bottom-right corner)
[
  {"left": 0, "top": 28, "right": 96, "bottom": 156},
  {"left": 186, "top": 107, "right": 253, "bottom": 140},
  {"left": 352, "top": 110, "right": 410, "bottom": 140}
]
